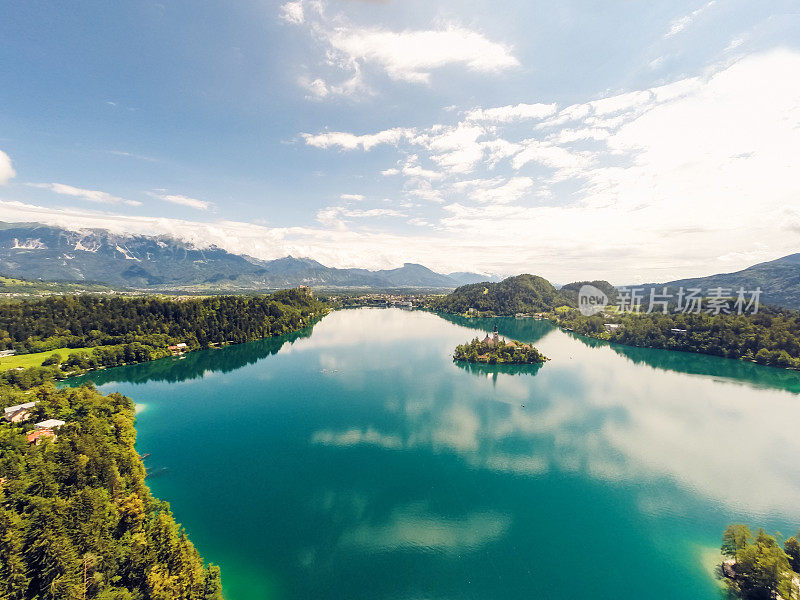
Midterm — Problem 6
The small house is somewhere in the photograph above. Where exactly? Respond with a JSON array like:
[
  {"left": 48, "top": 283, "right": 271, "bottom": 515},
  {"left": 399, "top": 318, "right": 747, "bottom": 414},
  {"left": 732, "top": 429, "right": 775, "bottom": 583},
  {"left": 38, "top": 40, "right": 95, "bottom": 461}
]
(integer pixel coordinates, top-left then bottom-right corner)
[
  {"left": 168, "top": 342, "right": 188, "bottom": 356},
  {"left": 604, "top": 324, "right": 622, "bottom": 334},
  {"left": 670, "top": 328, "right": 688, "bottom": 335},
  {"left": 0, "top": 349, "right": 16, "bottom": 358},
  {"left": 35, "top": 419, "right": 66, "bottom": 430},
  {"left": 3, "top": 401, "right": 38, "bottom": 423},
  {"left": 27, "top": 429, "right": 56, "bottom": 445}
]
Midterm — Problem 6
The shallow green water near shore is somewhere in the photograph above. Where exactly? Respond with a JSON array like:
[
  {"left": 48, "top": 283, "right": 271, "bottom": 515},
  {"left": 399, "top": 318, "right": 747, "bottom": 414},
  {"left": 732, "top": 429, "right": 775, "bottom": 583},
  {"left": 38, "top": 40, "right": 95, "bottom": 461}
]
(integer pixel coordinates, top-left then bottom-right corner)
[{"left": 68, "top": 308, "right": 800, "bottom": 600}]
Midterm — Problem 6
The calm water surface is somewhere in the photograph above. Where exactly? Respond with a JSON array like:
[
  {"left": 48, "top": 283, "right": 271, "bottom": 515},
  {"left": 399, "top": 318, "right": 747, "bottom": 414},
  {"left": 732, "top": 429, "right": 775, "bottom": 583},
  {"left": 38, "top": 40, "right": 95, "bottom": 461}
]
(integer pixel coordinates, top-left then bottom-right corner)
[{"left": 68, "top": 309, "right": 800, "bottom": 600}]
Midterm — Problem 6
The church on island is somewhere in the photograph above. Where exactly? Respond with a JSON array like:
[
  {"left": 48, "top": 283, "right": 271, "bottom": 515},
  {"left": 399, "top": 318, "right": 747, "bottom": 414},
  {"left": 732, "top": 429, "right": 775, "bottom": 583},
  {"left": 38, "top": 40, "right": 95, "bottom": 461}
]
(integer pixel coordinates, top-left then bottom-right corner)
[{"left": 481, "top": 325, "right": 531, "bottom": 349}]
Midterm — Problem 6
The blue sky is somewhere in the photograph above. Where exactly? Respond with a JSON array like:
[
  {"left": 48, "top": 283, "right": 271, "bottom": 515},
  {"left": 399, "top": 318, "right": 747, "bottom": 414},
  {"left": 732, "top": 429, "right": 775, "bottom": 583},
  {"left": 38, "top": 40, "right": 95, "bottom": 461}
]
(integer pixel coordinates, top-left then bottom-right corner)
[{"left": 0, "top": 0, "right": 798, "bottom": 282}]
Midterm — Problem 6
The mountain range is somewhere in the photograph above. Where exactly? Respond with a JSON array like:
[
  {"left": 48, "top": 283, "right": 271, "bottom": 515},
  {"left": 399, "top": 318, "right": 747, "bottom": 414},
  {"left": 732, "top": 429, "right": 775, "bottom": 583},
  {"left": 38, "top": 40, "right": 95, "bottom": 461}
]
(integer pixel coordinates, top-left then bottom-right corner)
[
  {"left": 656, "top": 254, "right": 800, "bottom": 310},
  {"left": 0, "top": 222, "right": 497, "bottom": 290},
  {"left": 0, "top": 222, "right": 797, "bottom": 309}
]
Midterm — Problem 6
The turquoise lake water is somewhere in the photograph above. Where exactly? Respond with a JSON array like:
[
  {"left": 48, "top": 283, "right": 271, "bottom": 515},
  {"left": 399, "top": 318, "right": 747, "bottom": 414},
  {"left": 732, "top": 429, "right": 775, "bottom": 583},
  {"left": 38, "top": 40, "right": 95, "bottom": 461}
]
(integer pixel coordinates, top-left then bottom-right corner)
[{"left": 67, "top": 308, "right": 800, "bottom": 600}]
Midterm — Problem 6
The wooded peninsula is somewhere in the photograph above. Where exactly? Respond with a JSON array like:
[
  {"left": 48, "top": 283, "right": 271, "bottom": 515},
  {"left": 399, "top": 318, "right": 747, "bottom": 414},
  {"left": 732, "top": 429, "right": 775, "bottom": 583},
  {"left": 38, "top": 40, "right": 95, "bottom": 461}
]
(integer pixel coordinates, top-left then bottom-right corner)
[
  {"left": 720, "top": 524, "right": 800, "bottom": 599},
  {"left": 0, "top": 368, "right": 223, "bottom": 600},
  {"left": 0, "top": 288, "right": 328, "bottom": 599},
  {"left": 0, "top": 289, "right": 327, "bottom": 384}
]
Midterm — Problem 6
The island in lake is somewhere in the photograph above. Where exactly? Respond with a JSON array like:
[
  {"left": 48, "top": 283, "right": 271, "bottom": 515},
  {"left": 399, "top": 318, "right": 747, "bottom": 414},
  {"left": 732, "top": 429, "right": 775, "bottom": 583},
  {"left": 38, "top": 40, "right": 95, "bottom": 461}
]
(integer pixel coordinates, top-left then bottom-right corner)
[{"left": 453, "top": 324, "right": 549, "bottom": 364}]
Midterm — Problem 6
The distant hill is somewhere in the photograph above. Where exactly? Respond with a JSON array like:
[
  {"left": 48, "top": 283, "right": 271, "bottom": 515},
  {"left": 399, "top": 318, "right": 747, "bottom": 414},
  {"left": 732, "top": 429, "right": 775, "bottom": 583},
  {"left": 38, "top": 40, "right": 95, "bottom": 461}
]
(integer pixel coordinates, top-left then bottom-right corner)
[
  {"left": 432, "top": 274, "right": 571, "bottom": 315},
  {"left": 447, "top": 272, "right": 501, "bottom": 285},
  {"left": 559, "top": 280, "right": 618, "bottom": 305},
  {"left": 0, "top": 274, "right": 116, "bottom": 295},
  {"left": 655, "top": 254, "right": 800, "bottom": 310},
  {"left": 0, "top": 222, "right": 492, "bottom": 290}
]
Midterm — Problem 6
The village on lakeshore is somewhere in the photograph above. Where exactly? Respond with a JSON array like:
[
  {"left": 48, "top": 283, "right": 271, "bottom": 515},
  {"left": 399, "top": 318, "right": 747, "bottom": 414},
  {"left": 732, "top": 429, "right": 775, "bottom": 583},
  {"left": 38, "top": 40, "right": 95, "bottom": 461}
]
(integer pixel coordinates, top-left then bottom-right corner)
[{"left": 3, "top": 400, "right": 67, "bottom": 445}]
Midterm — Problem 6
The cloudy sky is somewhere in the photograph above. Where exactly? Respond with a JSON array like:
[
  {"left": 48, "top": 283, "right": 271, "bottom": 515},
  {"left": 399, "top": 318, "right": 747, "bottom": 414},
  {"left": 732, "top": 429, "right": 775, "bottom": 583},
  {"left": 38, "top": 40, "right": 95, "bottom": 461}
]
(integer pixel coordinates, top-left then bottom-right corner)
[{"left": 1, "top": 0, "right": 798, "bottom": 283}]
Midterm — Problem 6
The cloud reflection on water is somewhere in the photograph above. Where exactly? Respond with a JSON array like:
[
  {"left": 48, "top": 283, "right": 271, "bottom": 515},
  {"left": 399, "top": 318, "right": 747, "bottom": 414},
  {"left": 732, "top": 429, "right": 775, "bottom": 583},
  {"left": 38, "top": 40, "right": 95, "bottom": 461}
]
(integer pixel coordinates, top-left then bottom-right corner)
[{"left": 307, "top": 309, "right": 800, "bottom": 520}]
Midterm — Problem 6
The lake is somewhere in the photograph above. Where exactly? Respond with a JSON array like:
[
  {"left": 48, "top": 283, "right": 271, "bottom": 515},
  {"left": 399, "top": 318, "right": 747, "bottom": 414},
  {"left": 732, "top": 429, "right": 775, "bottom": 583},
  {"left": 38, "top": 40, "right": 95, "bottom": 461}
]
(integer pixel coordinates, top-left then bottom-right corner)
[{"left": 67, "top": 308, "right": 800, "bottom": 600}]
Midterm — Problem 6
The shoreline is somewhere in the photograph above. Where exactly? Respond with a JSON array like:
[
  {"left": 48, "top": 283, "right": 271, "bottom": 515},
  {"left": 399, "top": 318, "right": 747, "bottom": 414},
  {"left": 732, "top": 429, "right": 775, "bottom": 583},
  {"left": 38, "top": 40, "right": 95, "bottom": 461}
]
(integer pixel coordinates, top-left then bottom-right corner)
[{"left": 432, "top": 310, "right": 800, "bottom": 373}]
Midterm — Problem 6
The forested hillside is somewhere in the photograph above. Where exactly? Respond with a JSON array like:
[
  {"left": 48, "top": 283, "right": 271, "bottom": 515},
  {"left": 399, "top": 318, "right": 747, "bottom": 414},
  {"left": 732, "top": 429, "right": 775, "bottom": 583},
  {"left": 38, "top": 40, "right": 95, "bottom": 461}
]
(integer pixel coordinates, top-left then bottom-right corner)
[
  {"left": 558, "top": 307, "right": 800, "bottom": 369},
  {"left": 429, "top": 274, "right": 570, "bottom": 315},
  {"left": 558, "top": 280, "right": 617, "bottom": 305},
  {"left": 0, "top": 370, "right": 222, "bottom": 599},
  {"left": 0, "top": 289, "right": 325, "bottom": 354}
]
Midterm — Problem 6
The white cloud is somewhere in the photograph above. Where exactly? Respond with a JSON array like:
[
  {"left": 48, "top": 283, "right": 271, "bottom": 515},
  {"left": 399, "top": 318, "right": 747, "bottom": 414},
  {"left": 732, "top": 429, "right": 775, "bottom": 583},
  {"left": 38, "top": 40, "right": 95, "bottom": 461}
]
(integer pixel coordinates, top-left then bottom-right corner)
[
  {"left": 382, "top": 155, "right": 444, "bottom": 181},
  {"left": 340, "top": 193, "right": 364, "bottom": 201},
  {"left": 465, "top": 102, "right": 557, "bottom": 123},
  {"left": 326, "top": 25, "right": 519, "bottom": 84},
  {"left": 406, "top": 182, "right": 443, "bottom": 203},
  {"left": 317, "top": 205, "right": 406, "bottom": 228},
  {"left": 341, "top": 208, "right": 405, "bottom": 218},
  {"left": 30, "top": 182, "right": 142, "bottom": 207},
  {"left": 283, "top": 2, "right": 518, "bottom": 96},
  {"left": 589, "top": 90, "right": 653, "bottom": 116},
  {"left": 511, "top": 140, "right": 592, "bottom": 177},
  {"left": 548, "top": 127, "right": 610, "bottom": 144},
  {"left": 155, "top": 193, "right": 211, "bottom": 211},
  {"left": 0, "top": 150, "right": 15, "bottom": 185},
  {"left": 424, "top": 123, "right": 487, "bottom": 173},
  {"left": 302, "top": 127, "right": 414, "bottom": 150},
  {"left": 665, "top": 1, "right": 716, "bottom": 38},
  {"left": 108, "top": 150, "right": 158, "bottom": 162},
  {"left": 299, "top": 71, "right": 370, "bottom": 100},
  {"left": 464, "top": 177, "right": 535, "bottom": 205},
  {"left": 279, "top": 1, "right": 304, "bottom": 24},
  {"left": 299, "top": 49, "right": 800, "bottom": 282},
  {"left": 299, "top": 76, "right": 329, "bottom": 99}
]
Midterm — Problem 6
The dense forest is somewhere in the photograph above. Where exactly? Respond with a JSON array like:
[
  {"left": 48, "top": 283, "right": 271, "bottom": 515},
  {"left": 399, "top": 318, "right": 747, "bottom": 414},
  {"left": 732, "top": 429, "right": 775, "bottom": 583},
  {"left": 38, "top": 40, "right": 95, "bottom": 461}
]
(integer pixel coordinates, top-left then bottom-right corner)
[
  {"left": 428, "top": 274, "right": 570, "bottom": 315},
  {"left": 0, "top": 289, "right": 325, "bottom": 352},
  {"left": 720, "top": 525, "right": 800, "bottom": 599},
  {"left": 453, "top": 338, "right": 548, "bottom": 364},
  {"left": 0, "top": 290, "right": 327, "bottom": 376},
  {"left": 557, "top": 307, "right": 800, "bottom": 369},
  {"left": 557, "top": 280, "right": 618, "bottom": 306},
  {"left": 0, "top": 369, "right": 222, "bottom": 600},
  {"left": 0, "top": 289, "right": 332, "bottom": 599}
]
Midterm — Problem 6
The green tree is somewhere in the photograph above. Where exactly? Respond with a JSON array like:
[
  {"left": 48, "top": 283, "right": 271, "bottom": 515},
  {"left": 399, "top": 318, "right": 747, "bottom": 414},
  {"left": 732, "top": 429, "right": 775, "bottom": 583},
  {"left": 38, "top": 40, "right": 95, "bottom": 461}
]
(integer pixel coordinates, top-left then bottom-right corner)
[
  {"left": 41, "top": 353, "right": 62, "bottom": 366},
  {"left": 735, "top": 530, "right": 793, "bottom": 600},
  {"left": 722, "top": 524, "right": 753, "bottom": 561},
  {"left": 203, "top": 565, "right": 223, "bottom": 600},
  {"left": 784, "top": 534, "right": 800, "bottom": 573},
  {"left": 0, "top": 508, "right": 29, "bottom": 600}
]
